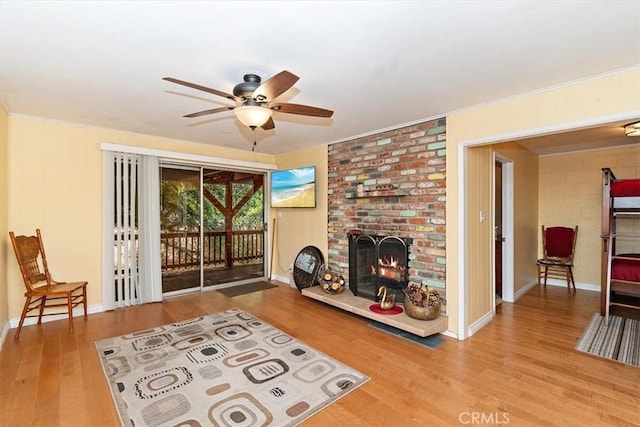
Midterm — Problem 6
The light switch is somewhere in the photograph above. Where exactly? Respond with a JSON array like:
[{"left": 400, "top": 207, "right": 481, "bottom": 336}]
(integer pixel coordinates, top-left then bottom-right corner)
[{"left": 479, "top": 210, "right": 486, "bottom": 223}]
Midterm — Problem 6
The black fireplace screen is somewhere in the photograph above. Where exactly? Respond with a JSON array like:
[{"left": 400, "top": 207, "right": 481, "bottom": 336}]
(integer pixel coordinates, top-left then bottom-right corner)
[{"left": 348, "top": 233, "right": 411, "bottom": 303}]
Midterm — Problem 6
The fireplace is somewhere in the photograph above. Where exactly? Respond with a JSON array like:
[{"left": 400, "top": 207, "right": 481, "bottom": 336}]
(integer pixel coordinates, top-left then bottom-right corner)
[{"left": 348, "top": 233, "right": 411, "bottom": 303}]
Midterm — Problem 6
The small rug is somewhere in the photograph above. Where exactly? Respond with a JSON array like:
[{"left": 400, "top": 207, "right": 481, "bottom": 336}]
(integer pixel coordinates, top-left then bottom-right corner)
[
  {"left": 96, "top": 308, "right": 369, "bottom": 426},
  {"left": 576, "top": 313, "right": 639, "bottom": 367},
  {"left": 369, "top": 321, "right": 445, "bottom": 350},
  {"left": 216, "top": 281, "right": 278, "bottom": 297}
]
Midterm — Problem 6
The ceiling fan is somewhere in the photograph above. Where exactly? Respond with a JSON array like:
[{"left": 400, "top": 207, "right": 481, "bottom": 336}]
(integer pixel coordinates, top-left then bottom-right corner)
[{"left": 163, "top": 71, "right": 333, "bottom": 131}]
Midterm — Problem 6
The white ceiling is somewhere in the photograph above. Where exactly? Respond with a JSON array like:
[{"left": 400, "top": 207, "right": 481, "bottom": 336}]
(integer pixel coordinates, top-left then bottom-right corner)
[{"left": 1, "top": 1, "right": 639, "bottom": 155}]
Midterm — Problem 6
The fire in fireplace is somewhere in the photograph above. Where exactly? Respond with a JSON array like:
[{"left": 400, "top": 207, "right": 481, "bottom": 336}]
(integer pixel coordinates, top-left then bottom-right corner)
[
  {"left": 372, "top": 255, "right": 405, "bottom": 281},
  {"left": 348, "top": 233, "right": 411, "bottom": 303}
]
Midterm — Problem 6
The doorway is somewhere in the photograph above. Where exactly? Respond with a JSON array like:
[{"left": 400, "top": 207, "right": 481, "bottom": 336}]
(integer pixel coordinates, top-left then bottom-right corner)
[
  {"left": 495, "top": 161, "right": 503, "bottom": 302},
  {"left": 160, "top": 164, "right": 266, "bottom": 295},
  {"left": 494, "top": 154, "right": 514, "bottom": 305}
]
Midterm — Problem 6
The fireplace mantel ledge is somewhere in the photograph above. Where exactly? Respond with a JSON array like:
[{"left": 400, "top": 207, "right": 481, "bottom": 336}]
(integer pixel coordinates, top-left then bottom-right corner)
[
  {"left": 301, "top": 286, "right": 447, "bottom": 337},
  {"left": 345, "top": 189, "right": 409, "bottom": 199}
]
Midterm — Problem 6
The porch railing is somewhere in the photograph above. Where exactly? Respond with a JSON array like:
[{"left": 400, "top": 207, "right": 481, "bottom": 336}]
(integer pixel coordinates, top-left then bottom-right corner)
[{"left": 160, "top": 230, "right": 264, "bottom": 270}]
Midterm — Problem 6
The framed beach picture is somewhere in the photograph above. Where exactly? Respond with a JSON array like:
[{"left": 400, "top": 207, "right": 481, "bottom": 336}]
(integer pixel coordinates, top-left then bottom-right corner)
[{"left": 271, "top": 166, "right": 316, "bottom": 208}]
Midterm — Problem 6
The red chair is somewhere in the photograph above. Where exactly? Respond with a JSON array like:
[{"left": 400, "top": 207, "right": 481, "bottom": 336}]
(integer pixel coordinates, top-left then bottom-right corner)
[{"left": 536, "top": 225, "right": 578, "bottom": 291}]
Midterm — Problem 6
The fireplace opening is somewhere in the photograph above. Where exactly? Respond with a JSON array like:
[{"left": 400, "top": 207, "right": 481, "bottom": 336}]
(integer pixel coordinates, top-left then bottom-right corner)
[{"left": 348, "top": 233, "right": 411, "bottom": 303}]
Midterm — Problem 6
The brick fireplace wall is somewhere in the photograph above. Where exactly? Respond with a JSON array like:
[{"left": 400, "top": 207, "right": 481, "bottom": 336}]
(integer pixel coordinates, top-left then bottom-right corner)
[{"left": 327, "top": 117, "right": 446, "bottom": 310}]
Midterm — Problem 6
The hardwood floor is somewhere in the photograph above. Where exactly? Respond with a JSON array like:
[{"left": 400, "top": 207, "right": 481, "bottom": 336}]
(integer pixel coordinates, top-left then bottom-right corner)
[{"left": 1, "top": 283, "right": 638, "bottom": 426}]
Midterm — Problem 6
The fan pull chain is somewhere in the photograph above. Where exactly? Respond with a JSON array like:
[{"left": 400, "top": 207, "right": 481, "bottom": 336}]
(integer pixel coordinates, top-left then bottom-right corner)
[{"left": 251, "top": 126, "right": 257, "bottom": 151}]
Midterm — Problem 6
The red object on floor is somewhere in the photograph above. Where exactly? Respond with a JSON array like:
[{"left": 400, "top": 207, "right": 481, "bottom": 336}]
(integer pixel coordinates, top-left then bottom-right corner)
[{"left": 369, "top": 304, "right": 403, "bottom": 315}]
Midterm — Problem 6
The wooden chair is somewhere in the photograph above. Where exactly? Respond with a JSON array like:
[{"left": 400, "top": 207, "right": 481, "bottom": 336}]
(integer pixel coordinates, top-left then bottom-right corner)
[
  {"left": 536, "top": 225, "right": 578, "bottom": 291},
  {"left": 9, "top": 229, "right": 88, "bottom": 339}
]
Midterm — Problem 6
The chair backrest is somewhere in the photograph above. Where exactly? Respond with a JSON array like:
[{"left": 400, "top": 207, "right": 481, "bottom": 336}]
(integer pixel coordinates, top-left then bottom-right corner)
[
  {"left": 542, "top": 225, "right": 578, "bottom": 260},
  {"left": 9, "top": 229, "right": 51, "bottom": 291}
]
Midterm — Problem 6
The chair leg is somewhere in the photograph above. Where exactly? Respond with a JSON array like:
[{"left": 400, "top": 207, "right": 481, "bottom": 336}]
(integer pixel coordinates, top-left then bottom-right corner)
[
  {"left": 14, "top": 296, "right": 32, "bottom": 340},
  {"left": 82, "top": 286, "right": 88, "bottom": 320},
  {"left": 537, "top": 265, "right": 541, "bottom": 285},
  {"left": 67, "top": 293, "right": 74, "bottom": 333},
  {"left": 38, "top": 295, "right": 47, "bottom": 324},
  {"left": 543, "top": 266, "right": 549, "bottom": 286},
  {"left": 569, "top": 267, "right": 576, "bottom": 291}
]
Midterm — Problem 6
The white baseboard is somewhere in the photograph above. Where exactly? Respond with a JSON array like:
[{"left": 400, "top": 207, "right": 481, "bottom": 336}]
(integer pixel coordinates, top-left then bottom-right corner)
[
  {"left": 468, "top": 310, "right": 494, "bottom": 337},
  {"left": 513, "top": 278, "right": 599, "bottom": 302},
  {"left": 542, "top": 278, "right": 600, "bottom": 292},
  {"left": 440, "top": 329, "right": 458, "bottom": 340},
  {"left": 0, "top": 321, "right": 10, "bottom": 354},
  {"left": 271, "top": 273, "right": 293, "bottom": 287},
  {"left": 514, "top": 280, "right": 539, "bottom": 301},
  {"left": 8, "top": 303, "right": 105, "bottom": 329},
  {"left": 1, "top": 307, "right": 104, "bottom": 349}
]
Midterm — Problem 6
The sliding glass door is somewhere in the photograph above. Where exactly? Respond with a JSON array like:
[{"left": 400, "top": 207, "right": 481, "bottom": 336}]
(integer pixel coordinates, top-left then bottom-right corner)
[
  {"left": 160, "top": 164, "right": 266, "bottom": 295},
  {"left": 160, "top": 166, "right": 202, "bottom": 294},
  {"left": 201, "top": 168, "right": 266, "bottom": 287}
]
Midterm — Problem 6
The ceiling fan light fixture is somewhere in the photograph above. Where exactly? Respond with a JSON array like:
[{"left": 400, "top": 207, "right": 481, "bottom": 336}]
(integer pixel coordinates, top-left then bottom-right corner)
[
  {"left": 624, "top": 121, "right": 640, "bottom": 137},
  {"left": 234, "top": 105, "right": 273, "bottom": 128},
  {"left": 164, "top": 71, "right": 332, "bottom": 134}
]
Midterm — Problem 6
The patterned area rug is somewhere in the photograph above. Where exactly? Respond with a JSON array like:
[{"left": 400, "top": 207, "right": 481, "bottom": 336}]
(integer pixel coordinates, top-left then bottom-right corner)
[
  {"left": 96, "top": 308, "right": 369, "bottom": 426},
  {"left": 576, "top": 313, "right": 639, "bottom": 367}
]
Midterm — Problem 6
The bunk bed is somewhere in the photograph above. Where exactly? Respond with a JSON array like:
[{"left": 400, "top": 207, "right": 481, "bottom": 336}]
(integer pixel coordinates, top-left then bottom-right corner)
[{"left": 601, "top": 168, "right": 640, "bottom": 322}]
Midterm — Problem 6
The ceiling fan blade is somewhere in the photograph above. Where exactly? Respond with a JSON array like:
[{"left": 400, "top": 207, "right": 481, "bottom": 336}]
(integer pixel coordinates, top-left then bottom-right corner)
[
  {"left": 183, "top": 106, "right": 234, "bottom": 118},
  {"left": 253, "top": 71, "right": 299, "bottom": 100},
  {"left": 272, "top": 103, "right": 334, "bottom": 118},
  {"left": 163, "top": 77, "right": 237, "bottom": 101},
  {"left": 261, "top": 116, "right": 275, "bottom": 130}
]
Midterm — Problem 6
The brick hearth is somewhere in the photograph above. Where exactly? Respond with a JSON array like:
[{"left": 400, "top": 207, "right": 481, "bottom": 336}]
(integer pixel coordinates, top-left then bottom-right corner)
[{"left": 327, "top": 117, "right": 447, "bottom": 312}]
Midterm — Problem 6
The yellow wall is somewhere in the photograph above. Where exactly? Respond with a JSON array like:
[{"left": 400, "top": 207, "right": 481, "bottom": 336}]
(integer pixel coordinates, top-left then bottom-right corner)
[
  {"left": 493, "top": 142, "right": 539, "bottom": 295},
  {"left": 272, "top": 145, "right": 328, "bottom": 284},
  {"left": 0, "top": 105, "right": 8, "bottom": 336},
  {"left": 539, "top": 146, "right": 640, "bottom": 286},
  {"left": 466, "top": 146, "right": 493, "bottom": 321},
  {"left": 448, "top": 67, "right": 640, "bottom": 336},
  {"left": 5, "top": 115, "right": 275, "bottom": 320}
]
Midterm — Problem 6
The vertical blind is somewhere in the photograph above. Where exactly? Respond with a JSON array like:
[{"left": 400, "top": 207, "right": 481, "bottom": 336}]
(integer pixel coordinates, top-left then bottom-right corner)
[{"left": 103, "top": 151, "right": 161, "bottom": 309}]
